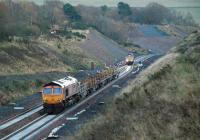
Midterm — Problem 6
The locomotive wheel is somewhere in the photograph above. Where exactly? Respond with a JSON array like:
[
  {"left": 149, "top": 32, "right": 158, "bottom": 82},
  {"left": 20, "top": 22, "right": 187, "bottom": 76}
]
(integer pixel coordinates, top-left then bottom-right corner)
[
  {"left": 44, "top": 106, "right": 53, "bottom": 114},
  {"left": 75, "top": 95, "right": 81, "bottom": 103},
  {"left": 54, "top": 103, "right": 65, "bottom": 114}
]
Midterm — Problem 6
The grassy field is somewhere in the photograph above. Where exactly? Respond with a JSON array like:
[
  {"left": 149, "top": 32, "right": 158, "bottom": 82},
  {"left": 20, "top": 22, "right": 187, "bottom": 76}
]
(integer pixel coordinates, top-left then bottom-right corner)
[{"left": 68, "top": 31, "right": 200, "bottom": 140}]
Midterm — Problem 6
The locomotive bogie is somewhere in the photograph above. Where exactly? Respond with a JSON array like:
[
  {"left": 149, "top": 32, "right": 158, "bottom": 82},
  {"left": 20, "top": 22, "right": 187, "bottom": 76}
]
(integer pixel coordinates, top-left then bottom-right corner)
[
  {"left": 43, "top": 102, "right": 65, "bottom": 114},
  {"left": 126, "top": 61, "right": 134, "bottom": 65}
]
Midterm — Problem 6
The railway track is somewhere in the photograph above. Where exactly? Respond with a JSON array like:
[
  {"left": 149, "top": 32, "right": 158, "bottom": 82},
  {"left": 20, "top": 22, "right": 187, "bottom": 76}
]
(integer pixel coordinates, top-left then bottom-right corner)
[
  {"left": 0, "top": 102, "right": 43, "bottom": 124},
  {"left": 0, "top": 105, "right": 44, "bottom": 139},
  {"left": 0, "top": 104, "right": 43, "bottom": 129},
  {"left": 0, "top": 54, "right": 156, "bottom": 140},
  {"left": 1, "top": 114, "right": 49, "bottom": 140},
  {"left": 0, "top": 65, "right": 132, "bottom": 140}
]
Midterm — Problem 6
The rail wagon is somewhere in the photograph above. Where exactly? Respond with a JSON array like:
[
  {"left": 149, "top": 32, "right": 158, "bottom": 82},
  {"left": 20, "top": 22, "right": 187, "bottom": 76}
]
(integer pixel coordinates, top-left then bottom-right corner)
[{"left": 84, "top": 67, "right": 119, "bottom": 93}]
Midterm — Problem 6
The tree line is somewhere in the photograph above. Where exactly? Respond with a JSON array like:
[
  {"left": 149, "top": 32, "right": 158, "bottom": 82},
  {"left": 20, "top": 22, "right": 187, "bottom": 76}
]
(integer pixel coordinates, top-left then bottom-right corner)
[
  {"left": 111, "top": 2, "right": 196, "bottom": 25},
  {"left": 76, "top": 2, "right": 197, "bottom": 43},
  {"left": 0, "top": 0, "right": 85, "bottom": 41},
  {"left": 0, "top": 0, "right": 197, "bottom": 42}
]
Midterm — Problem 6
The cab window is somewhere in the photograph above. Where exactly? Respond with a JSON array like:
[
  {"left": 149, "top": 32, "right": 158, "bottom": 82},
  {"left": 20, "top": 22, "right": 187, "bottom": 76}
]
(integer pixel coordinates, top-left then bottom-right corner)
[
  {"left": 43, "top": 88, "right": 52, "bottom": 94},
  {"left": 54, "top": 88, "right": 62, "bottom": 95}
]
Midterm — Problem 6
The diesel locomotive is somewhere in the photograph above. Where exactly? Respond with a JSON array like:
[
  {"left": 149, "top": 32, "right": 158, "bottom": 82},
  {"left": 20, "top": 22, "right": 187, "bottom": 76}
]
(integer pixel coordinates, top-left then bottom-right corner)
[
  {"left": 125, "top": 54, "right": 134, "bottom": 65},
  {"left": 42, "top": 68, "right": 119, "bottom": 113}
]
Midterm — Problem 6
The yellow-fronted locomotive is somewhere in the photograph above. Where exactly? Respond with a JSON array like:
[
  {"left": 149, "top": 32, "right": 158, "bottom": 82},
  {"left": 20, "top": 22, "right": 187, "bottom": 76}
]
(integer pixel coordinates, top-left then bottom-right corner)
[
  {"left": 42, "top": 76, "right": 81, "bottom": 113},
  {"left": 125, "top": 54, "right": 134, "bottom": 65},
  {"left": 42, "top": 68, "right": 119, "bottom": 113}
]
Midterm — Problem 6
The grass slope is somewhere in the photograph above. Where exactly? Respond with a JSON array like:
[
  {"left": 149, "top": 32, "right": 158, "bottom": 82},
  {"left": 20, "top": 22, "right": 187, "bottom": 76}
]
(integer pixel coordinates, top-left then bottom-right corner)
[
  {"left": 0, "top": 72, "right": 69, "bottom": 105},
  {"left": 0, "top": 31, "right": 100, "bottom": 105},
  {"left": 69, "top": 31, "right": 200, "bottom": 140},
  {"left": 0, "top": 34, "right": 97, "bottom": 75},
  {"left": 76, "top": 29, "right": 128, "bottom": 65}
]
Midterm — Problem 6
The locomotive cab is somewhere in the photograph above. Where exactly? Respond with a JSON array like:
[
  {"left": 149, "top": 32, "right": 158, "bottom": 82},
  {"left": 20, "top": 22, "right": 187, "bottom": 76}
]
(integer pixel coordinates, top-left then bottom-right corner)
[
  {"left": 42, "top": 76, "right": 80, "bottom": 113},
  {"left": 125, "top": 54, "right": 134, "bottom": 65},
  {"left": 42, "top": 85, "right": 64, "bottom": 105},
  {"left": 42, "top": 83, "right": 65, "bottom": 113}
]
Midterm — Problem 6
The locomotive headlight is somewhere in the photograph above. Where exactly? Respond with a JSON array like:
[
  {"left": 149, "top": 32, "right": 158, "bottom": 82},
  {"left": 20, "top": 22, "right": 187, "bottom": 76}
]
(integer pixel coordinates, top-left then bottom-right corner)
[
  {"left": 57, "top": 99, "right": 62, "bottom": 102},
  {"left": 43, "top": 99, "right": 47, "bottom": 103}
]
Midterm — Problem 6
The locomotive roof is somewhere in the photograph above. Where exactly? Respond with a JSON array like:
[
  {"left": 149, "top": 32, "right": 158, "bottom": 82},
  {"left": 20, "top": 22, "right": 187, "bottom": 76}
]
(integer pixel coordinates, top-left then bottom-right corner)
[{"left": 52, "top": 76, "right": 78, "bottom": 88}]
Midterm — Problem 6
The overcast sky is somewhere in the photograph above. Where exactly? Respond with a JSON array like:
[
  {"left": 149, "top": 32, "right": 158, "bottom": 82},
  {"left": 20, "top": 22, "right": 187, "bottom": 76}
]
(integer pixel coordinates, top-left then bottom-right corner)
[{"left": 30, "top": 0, "right": 200, "bottom": 7}]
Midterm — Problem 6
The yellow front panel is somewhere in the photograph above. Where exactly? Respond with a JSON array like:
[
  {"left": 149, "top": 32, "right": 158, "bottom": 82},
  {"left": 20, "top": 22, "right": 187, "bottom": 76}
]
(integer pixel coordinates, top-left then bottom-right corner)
[
  {"left": 43, "top": 94, "right": 64, "bottom": 104},
  {"left": 42, "top": 86, "right": 64, "bottom": 105}
]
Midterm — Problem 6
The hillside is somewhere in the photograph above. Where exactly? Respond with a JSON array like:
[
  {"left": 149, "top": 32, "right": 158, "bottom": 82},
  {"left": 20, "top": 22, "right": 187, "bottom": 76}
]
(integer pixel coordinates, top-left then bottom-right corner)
[
  {"left": 128, "top": 25, "right": 182, "bottom": 54},
  {"left": 0, "top": 29, "right": 128, "bottom": 105},
  {"left": 0, "top": 35, "right": 92, "bottom": 75},
  {"left": 76, "top": 29, "right": 128, "bottom": 65},
  {"left": 0, "top": 28, "right": 128, "bottom": 75},
  {"left": 68, "top": 31, "right": 200, "bottom": 140}
]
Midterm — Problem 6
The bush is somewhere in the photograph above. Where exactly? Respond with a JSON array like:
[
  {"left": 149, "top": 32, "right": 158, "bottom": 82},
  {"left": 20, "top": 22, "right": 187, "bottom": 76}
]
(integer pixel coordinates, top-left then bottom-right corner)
[
  {"left": 148, "top": 64, "right": 172, "bottom": 80},
  {"left": 58, "top": 30, "right": 73, "bottom": 38},
  {"left": 24, "top": 25, "right": 41, "bottom": 36},
  {"left": 35, "top": 79, "right": 45, "bottom": 88},
  {"left": 71, "top": 21, "right": 87, "bottom": 29},
  {"left": 73, "top": 32, "right": 86, "bottom": 39}
]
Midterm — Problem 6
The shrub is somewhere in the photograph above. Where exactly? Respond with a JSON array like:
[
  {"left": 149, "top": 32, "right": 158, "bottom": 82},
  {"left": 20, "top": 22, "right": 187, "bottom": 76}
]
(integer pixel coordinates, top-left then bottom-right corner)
[
  {"left": 148, "top": 64, "right": 172, "bottom": 81},
  {"left": 58, "top": 30, "right": 73, "bottom": 38},
  {"left": 35, "top": 79, "right": 46, "bottom": 88},
  {"left": 71, "top": 21, "right": 87, "bottom": 29},
  {"left": 73, "top": 32, "right": 86, "bottom": 39}
]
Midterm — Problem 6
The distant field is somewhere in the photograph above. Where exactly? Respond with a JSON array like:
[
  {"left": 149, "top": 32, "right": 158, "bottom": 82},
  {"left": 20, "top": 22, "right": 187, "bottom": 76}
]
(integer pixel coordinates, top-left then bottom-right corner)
[
  {"left": 138, "top": 25, "right": 168, "bottom": 37},
  {"left": 130, "top": 25, "right": 180, "bottom": 54},
  {"left": 171, "top": 7, "right": 200, "bottom": 24}
]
